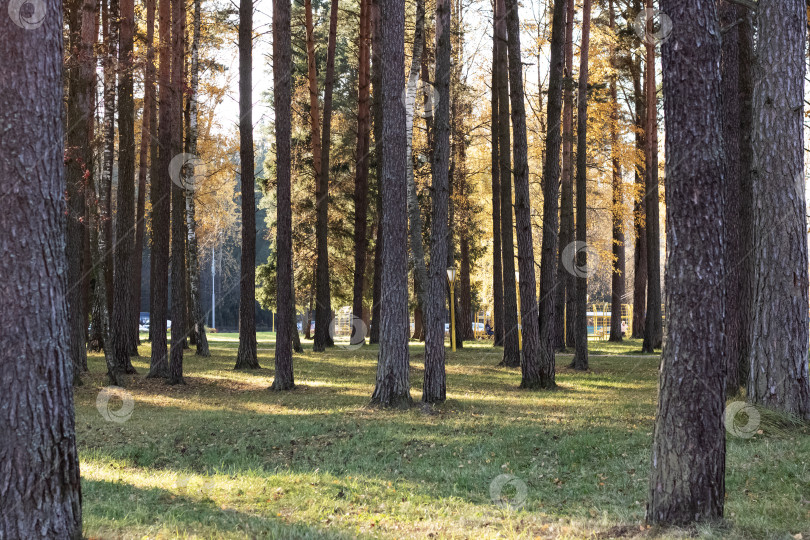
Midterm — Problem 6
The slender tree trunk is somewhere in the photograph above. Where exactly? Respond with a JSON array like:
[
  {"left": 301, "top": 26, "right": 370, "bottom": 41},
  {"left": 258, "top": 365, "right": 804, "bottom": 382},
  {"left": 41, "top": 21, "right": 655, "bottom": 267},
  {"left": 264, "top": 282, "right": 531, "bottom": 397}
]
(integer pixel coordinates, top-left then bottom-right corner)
[
  {"left": 314, "top": 0, "right": 340, "bottom": 351},
  {"left": 570, "top": 0, "right": 591, "bottom": 371},
  {"left": 185, "top": 0, "right": 209, "bottom": 357},
  {"left": 642, "top": 0, "right": 662, "bottom": 353},
  {"left": 748, "top": 0, "right": 810, "bottom": 419},
  {"left": 371, "top": 0, "right": 412, "bottom": 408},
  {"left": 490, "top": 27, "right": 504, "bottom": 347},
  {"left": 503, "top": 0, "right": 544, "bottom": 386},
  {"left": 737, "top": 10, "right": 753, "bottom": 390},
  {"left": 424, "top": 0, "right": 451, "bottom": 403},
  {"left": 719, "top": 0, "right": 741, "bottom": 393},
  {"left": 133, "top": 0, "right": 156, "bottom": 356},
  {"left": 647, "top": 0, "right": 726, "bottom": 522},
  {"left": 0, "top": 8, "right": 83, "bottom": 534},
  {"left": 168, "top": 0, "right": 187, "bottom": 385},
  {"left": 369, "top": 0, "right": 383, "bottom": 345},
  {"left": 272, "top": 0, "right": 295, "bottom": 390},
  {"left": 235, "top": 0, "right": 259, "bottom": 369},
  {"left": 535, "top": 0, "right": 566, "bottom": 386},
  {"left": 631, "top": 46, "right": 647, "bottom": 339},
  {"left": 557, "top": 0, "right": 575, "bottom": 350},
  {"left": 495, "top": 0, "right": 519, "bottom": 367},
  {"left": 607, "top": 0, "right": 624, "bottom": 343},
  {"left": 352, "top": 0, "right": 372, "bottom": 346},
  {"left": 112, "top": 0, "right": 140, "bottom": 373},
  {"left": 65, "top": 0, "right": 93, "bottom": 379}
]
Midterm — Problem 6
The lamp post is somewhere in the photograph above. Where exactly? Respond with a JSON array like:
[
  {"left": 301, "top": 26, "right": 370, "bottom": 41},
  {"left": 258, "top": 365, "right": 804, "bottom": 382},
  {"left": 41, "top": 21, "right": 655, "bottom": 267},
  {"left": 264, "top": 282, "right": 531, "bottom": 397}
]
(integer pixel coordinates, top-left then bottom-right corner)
[
  {"left": 515, "top": 271, "right": 522, "bottom": 351},
  {"left": 447, "top": 267, "right": 457, "bottom": 352}
]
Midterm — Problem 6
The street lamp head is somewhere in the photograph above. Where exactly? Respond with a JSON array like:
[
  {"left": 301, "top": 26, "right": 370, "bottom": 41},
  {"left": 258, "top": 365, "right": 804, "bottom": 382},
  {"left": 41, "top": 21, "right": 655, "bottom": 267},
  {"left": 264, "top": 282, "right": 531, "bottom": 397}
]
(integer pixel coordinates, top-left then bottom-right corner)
[{"left": 447, "top": 267, "right": 457, "bottom": 284}]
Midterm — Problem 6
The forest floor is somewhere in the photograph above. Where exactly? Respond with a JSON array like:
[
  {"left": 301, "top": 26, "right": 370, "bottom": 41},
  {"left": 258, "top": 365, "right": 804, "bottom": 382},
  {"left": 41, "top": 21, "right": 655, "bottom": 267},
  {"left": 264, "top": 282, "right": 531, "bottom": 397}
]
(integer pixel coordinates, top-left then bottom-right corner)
[{"left": 75, "top": 334, "right": 810, "bottom": 539}]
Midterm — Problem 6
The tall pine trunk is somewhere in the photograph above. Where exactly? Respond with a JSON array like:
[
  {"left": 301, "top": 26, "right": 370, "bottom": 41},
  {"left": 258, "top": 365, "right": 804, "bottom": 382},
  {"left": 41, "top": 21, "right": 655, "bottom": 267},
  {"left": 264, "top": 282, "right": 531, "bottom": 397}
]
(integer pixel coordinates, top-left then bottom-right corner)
[
  {"left": 570, "top": 0, "right": 591, "bottom": 371},
  {"left": 607, "top": 0, "right": 624, "bottom": 343},
  {"left": 631, "top": 44, "right": 647, "bottom": 339},
  {"left": 747, "top": 0, "right": 810, "bottom": 418},
  {"left": 272, "top": 0, "right": 296, "bottom": 390},
  {"left": 235, "top": 0, "right": 259, "bottom": 369},
  {"left": 535, "top": 0, "right": 566, "bottom": 386},
  {"left": 371, "top": 0, "right": 412, "bottom": 408},
  {"left": 641, "top": 0, "right": 662, "bottom": 353},
  {"left": 0, "top": 6, "right": 84, "bottom": 534},
  {"left": 490, "top": 25, "right": 504, "bottom": 347},
  {"left": 369, "top": 0, "right": 383, "bottom": 345},
  {"left": 494, "top": 0, "right": 519, "bottom": 367},
  {"left": 647, "top": 0, "right": 726, "bottom": 522},
  {"left": 314, "top": 0, "right": 340, "bottom": 351}
]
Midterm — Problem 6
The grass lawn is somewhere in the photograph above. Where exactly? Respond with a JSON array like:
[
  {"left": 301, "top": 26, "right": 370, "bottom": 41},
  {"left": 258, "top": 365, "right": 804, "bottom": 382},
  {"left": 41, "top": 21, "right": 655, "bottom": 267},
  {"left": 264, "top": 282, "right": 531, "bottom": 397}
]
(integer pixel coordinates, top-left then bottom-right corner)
[{"left": 75, "top": 334, "right": 810, "bottom": 539}]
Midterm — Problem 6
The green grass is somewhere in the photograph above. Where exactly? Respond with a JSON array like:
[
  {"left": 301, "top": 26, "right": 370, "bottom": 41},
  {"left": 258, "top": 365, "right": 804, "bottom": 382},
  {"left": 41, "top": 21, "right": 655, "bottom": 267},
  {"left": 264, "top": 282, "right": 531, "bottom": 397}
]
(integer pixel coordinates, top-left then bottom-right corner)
[{"left": 76, "top": 335, "right": 810, "bottom": 539}]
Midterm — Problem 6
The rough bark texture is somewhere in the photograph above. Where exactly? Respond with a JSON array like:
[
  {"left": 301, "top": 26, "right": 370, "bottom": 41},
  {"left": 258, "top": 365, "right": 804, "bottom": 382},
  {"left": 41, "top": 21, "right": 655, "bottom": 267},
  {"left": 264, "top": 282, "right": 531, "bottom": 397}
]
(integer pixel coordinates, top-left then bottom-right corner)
[
  {"left": 647, "top": 0, "right": 726, "bottom": 523},
  {"left": 535, "top": 0, "right": 566, "bottom": 386},
  {"left": 168, "top": 0, "right": 187, "bottom": 385},
  {"left": 148, "top": 0, "right": 172, "bottom": 379},
  {"left": 490, "top": 34, "right": 504, "bottom": 347},
  {"left": 571, "top": 0, "right": 591, "bottom": 372},
  {"left": 100, "top": 0, "right": 117, "bottom": 321},
  {"left": 0, "top": 5, "right": 84, "bottom": 533},
  {"left": 65, "top": 0, "right": 93, "bottom": 378},
  {"left": 642, "top": 0, "right": 662, "bottom": 353},
  {"left": 631, "top": 47, "right": 647, "bottom": 339},
  {"left": 272, "top": 0, "right": 295, "bottom": 390},
  {"left": 748, "top": 0, "right": 810, "bottom": 419},
  {"left": 235, "top": 0, "right": 259, "bottom": 369},
  {"left": 113, "top": 0, "right": 140, "bottom": 372},
  {"left": 503, "top": 0, "right": 543, "bottom": 387},
  {"left": 719, "top": 0, "right": 741, "bottom": 393},
  {"left": 607, "top": 0, "right": 624, "bottom": 343},
  {"left": 494, "top": 0, "right": 519, "bottom": 367},
  {"left": 352, "top": 0, "right": 371, "bottom": 346},
  {"left": 185, "top": 0, "right": 209, "bottom": 357},
  {"left": 423, "top": 0, "right": 451, "bottom": 404},
  {"left": 314, "top": 0, "right": 339, "bottom": 352},
  {"left": 371, "top": 0, "right": 412, "bottom": 408},
  {"left": 369, "top": 0, "right": 383, "bottom": 345},
  {"left": 556, "top": 0, "right": 575, "bottom": 350}
]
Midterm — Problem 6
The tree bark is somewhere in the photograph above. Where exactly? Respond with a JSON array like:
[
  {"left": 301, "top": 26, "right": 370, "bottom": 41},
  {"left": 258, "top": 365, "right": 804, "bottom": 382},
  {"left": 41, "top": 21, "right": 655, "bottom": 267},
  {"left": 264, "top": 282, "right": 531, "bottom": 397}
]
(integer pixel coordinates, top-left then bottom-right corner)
[
  {"left": 720, "top": 0, "right": 741, "bottom": 393},
  {"left": 423, "top": 0, "right": 451, "bottom": 404},
  {"left": 641, "top": 0, "right": 662, "bottom": 353},
  {"left": 185, "top": 0, "right": 209, "bottom": 357},
  {"left": 0, "top": 5, "right": 84, "bottom": 533},
  {"left": 148, "top": 0, "right": 172, "bottom": 378},
  {"left": 631, "top": 43, "right": 647, "bottom": 339},
  {"left": 235, "top": 0, "right": 259, "bottom": 369},
  {"left": 314, "top": 0, "right": 340, "bottom": 351},
  {"left": 272, "top": 0, "right": 295, "bottom": 390},
  {"left": 168, "top": 0, "right": 187, "bottom": 385},
  {"left": 535, "top": 0, "right": 566, "bottom": 386},
  {"left": 369, "top": 0, "right": 383, "bottom": 346},
  {"left": 371, "top": 0, "right": 412, "bottom": 408},
  {"left": 556, "top": 0, "right": 575, "bottom": 350},
  {"left": 570, "top": 0, "right": 591, "bottom": 371},
  {"left": 747, "top": 0, "right": 810, "bottom": 419},
  {"left": 494, "top": 0, "right": 519, "bottom": 367},
  {"left": 647, "top": 0, "right": 726, "bottom": 522},
  {"left": 112, "top": 0, "right": 140, "bottom": 372},
  {"left": 607, "top": 0, "right": 624, "bottom": 343},
  {"left": 490, "top": 27, "right": 504, "bottom": 347},
  {"left": 352, "top": 0, "right": 372, "bottom": 346},
  {"left": 503, "top": 0, "right": 544, "bottom": 386}
]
